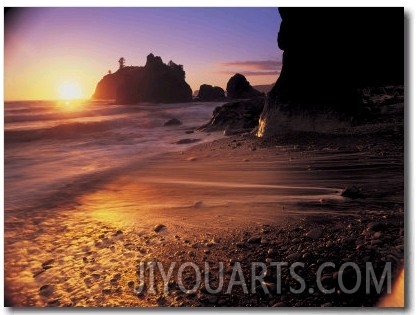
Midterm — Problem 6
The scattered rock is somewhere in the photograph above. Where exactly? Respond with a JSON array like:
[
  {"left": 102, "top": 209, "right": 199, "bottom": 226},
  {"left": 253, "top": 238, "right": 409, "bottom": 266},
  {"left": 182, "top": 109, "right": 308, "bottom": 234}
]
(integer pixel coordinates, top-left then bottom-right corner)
[
  {"left": 305, "top": 228, "right": 323, "bottom": 240},
  {"left": 154, "top": 224, "right": 166, "bottom": 233},
  {"left": 367, "top": 222, "right": 385, "bottom": 232},
  {"left": 341, "top": 185, "right": 364, "bottom": 199},
  {"left": 41, "top": 259, "right": 55, "bottom": 269},
  {"left": 193, "top": 201, "right": 205, "bottom": 208},
  {"left": 115, "top": 230, "right": 123, "bottom": 236},
  {"left": 197, "top": 84, "right": 226, "bottom": 101},
  {"left": 247, "top": 236, "right": 262, "bottom": 244},
  {"left": 39, "top": 285, "right": 54, "bottom": 297},
  {"left": 285, "top": 253, "right": 301, "bottom": 261},
  {"left": 164, "top": 118, "right": 182, "bottom": 126},
  {"left": 199, "top": 98, "right": 265, "bottom": 133},
  {"left": 267, "top": 248, "right": 279, "bottom": 256},
  {"left": 175, "top": 138, "right": 201, "bottom": 145},
  {"left": 226, "top": 73, "right": 263, "bottom": 99}
]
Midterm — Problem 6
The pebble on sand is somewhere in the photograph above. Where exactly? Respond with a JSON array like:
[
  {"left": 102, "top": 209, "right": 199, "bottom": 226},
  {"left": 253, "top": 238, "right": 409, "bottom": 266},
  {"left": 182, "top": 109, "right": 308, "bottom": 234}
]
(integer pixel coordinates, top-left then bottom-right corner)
[
  {"left": 247, "top": 236, "right": 262, "bottom": 244},
  {"left": 154, "top": 224, "right": 166, "bottom": 233},
  {"left": 305, "top": 228, "right": 323, "bottom": 240}
]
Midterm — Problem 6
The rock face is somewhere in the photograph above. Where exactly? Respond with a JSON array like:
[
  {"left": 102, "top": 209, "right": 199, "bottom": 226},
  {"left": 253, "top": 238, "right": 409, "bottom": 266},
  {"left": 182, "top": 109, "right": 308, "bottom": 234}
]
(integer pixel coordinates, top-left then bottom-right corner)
[
  {"left": 93, "top": 53, "right": 192, "bottom": 104},
  {"left": 226, "top": 74, "right": 263, "bottom": 99},
  {"left": 199, "top": 97, "right": 264, "bottom": 134},
  {"left": 197, "top": 84, "right": 225, "bottom": 101},
  {"left": 257, "top": 8, "right": 404, "bottom": 136}
]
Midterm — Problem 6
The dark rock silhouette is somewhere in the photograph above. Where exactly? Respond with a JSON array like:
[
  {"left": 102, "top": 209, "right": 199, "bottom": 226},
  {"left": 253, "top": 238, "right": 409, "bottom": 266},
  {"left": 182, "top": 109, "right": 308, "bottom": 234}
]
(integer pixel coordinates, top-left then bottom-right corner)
[
  {"left": 199, "top": 97, "right": 265, "bottom": 134},
  {"left": 163, "top": 118, "right": 182, "bottom": 126},
  {"left": 226, "top": 74, "right": 263, "bottom": 99},
  {"left": 197, "top": 84, "right": 225, "bottom": 101},
  {"left": 93, "top": 54, "right": 192, "bottom": 104},
  {"left": 258, "top": 8, "right": 404, "bottom": 136}
]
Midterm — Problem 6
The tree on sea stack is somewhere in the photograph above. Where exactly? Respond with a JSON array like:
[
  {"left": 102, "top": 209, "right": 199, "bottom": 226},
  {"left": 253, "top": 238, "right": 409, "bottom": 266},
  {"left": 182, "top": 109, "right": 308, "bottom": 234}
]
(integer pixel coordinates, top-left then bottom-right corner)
[{"left": 118, "top": 57, "right": 125, "bottom": 69}]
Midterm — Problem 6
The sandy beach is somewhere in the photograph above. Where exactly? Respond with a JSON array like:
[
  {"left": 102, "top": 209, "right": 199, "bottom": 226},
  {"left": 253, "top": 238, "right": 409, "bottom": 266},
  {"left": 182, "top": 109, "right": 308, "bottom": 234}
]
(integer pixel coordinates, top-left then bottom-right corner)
[{"left": 4, "top": 102, "right": 404, "bottom": 306}]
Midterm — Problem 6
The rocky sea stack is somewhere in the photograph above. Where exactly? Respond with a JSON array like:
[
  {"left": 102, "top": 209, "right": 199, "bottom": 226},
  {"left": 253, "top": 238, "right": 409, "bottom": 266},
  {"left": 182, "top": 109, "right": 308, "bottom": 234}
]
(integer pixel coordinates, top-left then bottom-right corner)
[
  {"left": 93, "top": 53, "right": 192, "bottom": 104},
  {"left": 226, "top": 73, "right": 263, "bottom": 99},
  {"left": 257, "top": 8, "right": 404, "bottom": 137},
  {"left": 197, "top": 84, "right": 225, "bottom": 101}
]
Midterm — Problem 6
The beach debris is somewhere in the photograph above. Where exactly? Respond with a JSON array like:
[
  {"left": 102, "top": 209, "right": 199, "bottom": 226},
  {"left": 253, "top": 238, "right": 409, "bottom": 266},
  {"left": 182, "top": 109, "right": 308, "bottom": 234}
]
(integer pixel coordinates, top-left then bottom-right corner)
[
  {"left": 163, "top": 118, "right": 182, "bottom": 126},
  {"left": 153, "top": 224, "right": 166, "bottom": 233},
  {"left": 305, "top": 228, "right": 323, "bottom": 240},
  {"left": 341, "top": 185, "right": 364, "bottom": 199}
]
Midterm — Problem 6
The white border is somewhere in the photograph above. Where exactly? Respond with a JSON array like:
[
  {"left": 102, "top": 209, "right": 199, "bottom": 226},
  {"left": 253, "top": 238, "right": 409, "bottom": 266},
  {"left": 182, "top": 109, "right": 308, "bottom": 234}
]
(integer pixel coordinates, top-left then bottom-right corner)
[{"left": 1, "top": 1, "right": 415, "bottom": 315}]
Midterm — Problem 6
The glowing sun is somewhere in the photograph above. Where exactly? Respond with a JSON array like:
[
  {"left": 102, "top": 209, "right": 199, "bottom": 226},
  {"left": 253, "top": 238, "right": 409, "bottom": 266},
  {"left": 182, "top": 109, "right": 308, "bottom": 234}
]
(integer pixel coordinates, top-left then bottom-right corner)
[{"left": 57, "top": 81, "right": 83, "bottom": 100}]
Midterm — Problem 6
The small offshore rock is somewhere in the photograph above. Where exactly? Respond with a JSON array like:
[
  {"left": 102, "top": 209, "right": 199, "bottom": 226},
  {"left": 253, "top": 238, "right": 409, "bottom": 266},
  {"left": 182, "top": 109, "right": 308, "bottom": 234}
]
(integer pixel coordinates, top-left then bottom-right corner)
[
  {"left": 164, "top": 118, "right": 182, "bottom": 126},
  {"left": 154, "top": 224, "right": 166, "bottom": 233}
]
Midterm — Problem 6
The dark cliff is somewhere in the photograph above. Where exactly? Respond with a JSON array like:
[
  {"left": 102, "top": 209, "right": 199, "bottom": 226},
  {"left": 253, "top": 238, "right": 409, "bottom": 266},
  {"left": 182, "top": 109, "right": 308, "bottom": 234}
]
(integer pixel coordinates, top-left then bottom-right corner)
[
  {"left": 93, "top": 54, "right": 192, "bottom": 104},
  {"left": 258, "top": 8, "right": 404, "bottom": 136}
]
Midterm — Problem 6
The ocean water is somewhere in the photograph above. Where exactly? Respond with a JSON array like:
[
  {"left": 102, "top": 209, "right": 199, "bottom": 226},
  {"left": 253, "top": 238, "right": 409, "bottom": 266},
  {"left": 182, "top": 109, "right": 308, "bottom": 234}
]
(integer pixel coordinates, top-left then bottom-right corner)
[{"left": 4, "top": 100, "right": 225, "bottom": 213}]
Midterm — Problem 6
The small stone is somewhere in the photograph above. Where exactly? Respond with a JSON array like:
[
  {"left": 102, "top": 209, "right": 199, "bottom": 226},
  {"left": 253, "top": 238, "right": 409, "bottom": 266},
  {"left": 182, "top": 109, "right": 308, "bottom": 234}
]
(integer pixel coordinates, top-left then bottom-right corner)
[
  {"left": 341, "top": 185, "right": 363, "bottom": 199},
  {"left": 305, "top": 228, "right": 323, "bottom": 240},
  {"left": 286, "top": 253, "right": 301, "bottom": 261},
  {"left": 371, "top": 239, "right": 383, "bottom": 246},
  {"left": 247, "top": 236, "right": 262, "bottom": 244},
  {"left": 272, "top": 302, "right": 286, "bottom": 307},
  {"left": 128, "top": 281, "right": 135, "bottom": 289},
  {"left": 193, "top": 201, "right": 205, "bottom": 208},
  {"left": 39, "top": 285, "right": 54, "bottom": 297},
  {"left": 163, "top": 118, "right": 182, "bottom": 126},
  {"left": 115, "top": 230, "right": 123, "bottom": 236},
  {"left": 368, "top": 222, "right": 385, "bottom": 232},
  {"left": 373, "top": 231, "right": 382, "bottom": 239},
  {"left": 321, "top": 302, "right": 333, "bottom": 307},
  {"left": 102, "top": 288, "right": 112, "bottom": 295},
  {"left": 42, "top": 259, "right": 55, "bottom": 269},
  {"left": 154, "top": 224, "right": 166, "bottom": 233},
  {"left": 267, "top": 248, "right": 279, "bottom": 256}
]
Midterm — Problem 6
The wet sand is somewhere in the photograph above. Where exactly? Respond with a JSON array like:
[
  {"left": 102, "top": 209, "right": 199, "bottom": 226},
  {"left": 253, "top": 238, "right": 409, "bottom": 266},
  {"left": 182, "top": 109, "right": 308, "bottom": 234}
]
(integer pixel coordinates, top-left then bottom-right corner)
[{"left": 4, "top": 112, "right": 404, "bottom": 307}]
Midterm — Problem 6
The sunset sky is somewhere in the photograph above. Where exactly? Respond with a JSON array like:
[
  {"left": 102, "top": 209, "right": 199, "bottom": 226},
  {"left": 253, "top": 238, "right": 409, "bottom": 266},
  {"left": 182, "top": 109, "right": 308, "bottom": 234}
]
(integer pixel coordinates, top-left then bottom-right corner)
[{"left": 4, "top": 7, "right": 282, "bottom": 101}]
